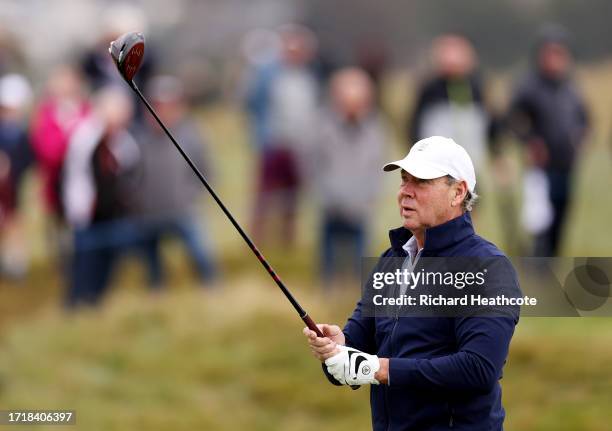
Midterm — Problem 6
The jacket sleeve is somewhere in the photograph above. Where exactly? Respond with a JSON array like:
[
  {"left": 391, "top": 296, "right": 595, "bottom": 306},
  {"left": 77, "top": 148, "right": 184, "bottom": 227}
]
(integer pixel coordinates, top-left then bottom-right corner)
[
  {"left": 388, "top": 316, "right": 516, "bottom": 393},
  {"left": 343, "top": 298, "right": 376, "bottom": 353}
]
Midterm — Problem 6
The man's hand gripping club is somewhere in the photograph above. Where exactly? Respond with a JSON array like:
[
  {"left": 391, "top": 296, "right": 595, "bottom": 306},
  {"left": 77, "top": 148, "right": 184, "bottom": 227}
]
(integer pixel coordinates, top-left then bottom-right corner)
[{"left": 303, "top": 324, "right": 388, "bottom": 386}]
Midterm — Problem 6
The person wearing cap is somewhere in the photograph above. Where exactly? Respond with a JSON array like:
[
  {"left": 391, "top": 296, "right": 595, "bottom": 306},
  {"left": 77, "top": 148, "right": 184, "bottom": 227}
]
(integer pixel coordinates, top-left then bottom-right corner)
[
  {"left": 0, "top": 74, "right": 33, "bottom": 220},
  {"left": 0, "top": 74, "right": 33, "bottom": 278},
  {"left": 304, "top": 136, "right": 519, "bottom": 430}
]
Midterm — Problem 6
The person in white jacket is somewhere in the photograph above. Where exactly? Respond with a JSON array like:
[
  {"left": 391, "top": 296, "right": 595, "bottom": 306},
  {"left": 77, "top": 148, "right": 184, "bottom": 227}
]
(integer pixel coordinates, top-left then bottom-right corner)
[{"left": 62, "top": 85, "right": 140, "bottom": 307}]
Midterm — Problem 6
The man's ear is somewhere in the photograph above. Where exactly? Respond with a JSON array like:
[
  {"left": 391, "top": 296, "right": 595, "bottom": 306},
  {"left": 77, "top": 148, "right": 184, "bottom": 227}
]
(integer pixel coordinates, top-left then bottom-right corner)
[{"left": 451, "top": 180, "right": 468, "bottom": 208}]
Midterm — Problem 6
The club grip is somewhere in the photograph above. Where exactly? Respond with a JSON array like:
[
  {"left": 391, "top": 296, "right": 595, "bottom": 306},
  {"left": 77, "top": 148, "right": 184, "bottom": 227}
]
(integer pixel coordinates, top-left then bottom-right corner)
[{"left": 302, "top": 314, "right": 324, "bottom": 338}]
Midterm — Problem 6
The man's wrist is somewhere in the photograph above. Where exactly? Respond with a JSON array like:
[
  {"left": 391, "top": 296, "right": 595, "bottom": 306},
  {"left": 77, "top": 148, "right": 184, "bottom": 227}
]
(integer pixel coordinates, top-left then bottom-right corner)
[{"left": 375, "top": 358, "right": 389, "bottom": 385}]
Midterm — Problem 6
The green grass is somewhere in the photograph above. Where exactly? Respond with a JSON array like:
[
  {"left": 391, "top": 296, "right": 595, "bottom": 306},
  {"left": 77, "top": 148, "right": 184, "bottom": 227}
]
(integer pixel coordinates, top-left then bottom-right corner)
[{"left": 1, "top": 66, "right": 612, "bottom": 429}]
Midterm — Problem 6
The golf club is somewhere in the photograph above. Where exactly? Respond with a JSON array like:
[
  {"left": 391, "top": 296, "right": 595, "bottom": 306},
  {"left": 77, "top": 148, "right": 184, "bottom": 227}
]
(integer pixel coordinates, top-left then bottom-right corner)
[{"left": 109, "top": 32, "right": 325, "bottom": 338}]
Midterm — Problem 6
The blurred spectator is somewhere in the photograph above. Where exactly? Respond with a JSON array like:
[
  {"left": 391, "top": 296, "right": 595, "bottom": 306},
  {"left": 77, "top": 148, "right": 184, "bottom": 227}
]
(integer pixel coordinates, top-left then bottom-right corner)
[
  {"left": 0, "top": 28, "right": 27, "bottom": 75},
  {"left": 0, "top": 74, "right": 33, "bottom": 278},
  {"left": 241, "top": 28, "right": 281, "bottom": 151},
  {"left": 62, "top": 86, "right": 141, "bottom": 307},
  {"left": 134, "top": 75, "right": 217, "bottom": 289},
  {"left": 356, "top": 37, "right": 388, "bottom": 109},
  {"left": 311, "top": 68, "right": 385, "bottom": 284},
  {"left": 507, "top": 26, "right": 589, "bottom": 256},
  {"left": 31, "top": 65, "right": 91, "bottom": 220},
  {"left": 407, "top": 34, "right": 494, "bottom": 170},
  {"left": 245, "top": 24, "right": 320, "bottom": 247},
  {"left": 311, "top": 46, "right": 340, "bottom": 88}
]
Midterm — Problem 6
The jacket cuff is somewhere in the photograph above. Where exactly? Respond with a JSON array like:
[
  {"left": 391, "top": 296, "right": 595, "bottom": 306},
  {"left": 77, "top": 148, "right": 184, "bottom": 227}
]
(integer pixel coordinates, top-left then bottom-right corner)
[{"left": 388, "top": 358, "right": 416, "bottom": 386}]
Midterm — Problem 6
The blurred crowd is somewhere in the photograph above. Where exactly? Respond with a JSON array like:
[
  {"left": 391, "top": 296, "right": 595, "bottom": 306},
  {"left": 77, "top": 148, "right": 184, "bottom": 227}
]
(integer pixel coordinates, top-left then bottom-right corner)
[
  {"left": 1, "top": 6, "right": 218, "bottom": 307},
  {"left": 0, "top": 5, "right": 594, "bottom": 305},
  {"left": 240, "top": 23, "right": 590, "bottom": 280}
]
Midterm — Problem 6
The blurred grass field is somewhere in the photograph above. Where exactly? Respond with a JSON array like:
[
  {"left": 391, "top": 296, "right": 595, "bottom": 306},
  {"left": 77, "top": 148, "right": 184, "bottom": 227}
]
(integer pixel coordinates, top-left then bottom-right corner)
[
  {"left": 1, "top": 285, "right": 612, "bottom": 430},
  {"left": 0, "top": 66, "right": 612, "bottom": 430}
]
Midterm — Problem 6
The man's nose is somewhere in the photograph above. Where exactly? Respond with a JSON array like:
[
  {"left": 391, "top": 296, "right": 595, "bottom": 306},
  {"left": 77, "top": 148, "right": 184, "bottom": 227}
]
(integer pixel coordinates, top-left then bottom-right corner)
[{"left": 399, "top": 182, "right": 415, "bottom": 197}]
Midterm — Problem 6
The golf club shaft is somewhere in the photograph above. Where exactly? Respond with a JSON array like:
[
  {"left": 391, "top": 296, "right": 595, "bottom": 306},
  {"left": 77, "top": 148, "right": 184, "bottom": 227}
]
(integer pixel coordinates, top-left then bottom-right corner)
[{"left": 129, "top": 81, "right": 324, "bottom": 338}]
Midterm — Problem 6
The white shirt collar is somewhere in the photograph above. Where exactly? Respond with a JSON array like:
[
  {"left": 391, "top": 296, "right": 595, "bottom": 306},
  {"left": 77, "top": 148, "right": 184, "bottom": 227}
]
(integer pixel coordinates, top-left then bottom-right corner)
[{"left": 402, "top": 235, "right": 421, "bottom": 263}]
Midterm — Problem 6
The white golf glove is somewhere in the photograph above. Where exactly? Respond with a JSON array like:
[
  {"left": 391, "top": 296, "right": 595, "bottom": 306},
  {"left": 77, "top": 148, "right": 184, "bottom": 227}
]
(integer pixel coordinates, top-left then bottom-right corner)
[{"left": 325, "top": 345, "right": 380, "bottom": 386}]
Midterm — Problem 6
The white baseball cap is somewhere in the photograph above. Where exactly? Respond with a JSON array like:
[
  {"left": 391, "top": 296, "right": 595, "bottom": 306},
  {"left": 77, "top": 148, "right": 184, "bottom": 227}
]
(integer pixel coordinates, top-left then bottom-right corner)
[{"left": 383, "top": 136, "right": 476, "bottom": 192}]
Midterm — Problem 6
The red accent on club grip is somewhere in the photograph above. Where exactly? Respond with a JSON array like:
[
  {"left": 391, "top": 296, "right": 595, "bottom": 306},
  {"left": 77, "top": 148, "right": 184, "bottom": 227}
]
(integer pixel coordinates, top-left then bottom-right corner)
[{"left": 302, "top": 314, "right": 324, "bottom": 337}]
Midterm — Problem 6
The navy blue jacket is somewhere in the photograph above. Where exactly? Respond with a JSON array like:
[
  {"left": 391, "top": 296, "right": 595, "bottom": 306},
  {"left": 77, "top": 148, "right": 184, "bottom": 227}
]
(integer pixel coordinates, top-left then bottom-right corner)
[{"left": 341, "top": 213, "right": 519, "bottom": 430}]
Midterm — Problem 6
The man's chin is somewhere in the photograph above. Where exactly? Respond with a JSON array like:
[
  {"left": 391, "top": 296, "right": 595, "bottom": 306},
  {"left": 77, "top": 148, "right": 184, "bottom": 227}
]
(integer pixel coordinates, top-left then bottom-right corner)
[{"left": 401, "top": 218, "right": 419, "bottom": 231}]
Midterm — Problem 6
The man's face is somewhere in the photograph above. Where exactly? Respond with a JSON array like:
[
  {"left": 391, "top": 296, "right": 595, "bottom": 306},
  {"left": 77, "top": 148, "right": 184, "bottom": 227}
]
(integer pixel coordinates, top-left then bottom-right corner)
[
  {"left": 331, "top": 70, "right": 372, "bottom": 121},
  {"left": 281, "top": 32, "right": 314, "bottom": 66},
  {"left": 433, "top": 35, "right": 475, "bottom": 79},
  {"left": 397, "top": 170, "right": 461, "bottom": 232},
  {"left": 538, "top": 42, "right": 571, "bottom": 79}
]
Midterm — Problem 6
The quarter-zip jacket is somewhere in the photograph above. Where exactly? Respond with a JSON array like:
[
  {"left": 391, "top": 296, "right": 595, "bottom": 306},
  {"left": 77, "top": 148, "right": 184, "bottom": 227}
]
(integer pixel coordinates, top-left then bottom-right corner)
[{"left": 338, "top": 212, "right": 519, "bottom": 430}]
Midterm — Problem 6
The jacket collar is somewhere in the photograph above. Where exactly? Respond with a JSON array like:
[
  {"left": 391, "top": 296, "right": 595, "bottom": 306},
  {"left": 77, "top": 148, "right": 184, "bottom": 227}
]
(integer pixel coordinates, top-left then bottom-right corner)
[{"left": 389, "top": 212, "right": 475, "bottom": 255}]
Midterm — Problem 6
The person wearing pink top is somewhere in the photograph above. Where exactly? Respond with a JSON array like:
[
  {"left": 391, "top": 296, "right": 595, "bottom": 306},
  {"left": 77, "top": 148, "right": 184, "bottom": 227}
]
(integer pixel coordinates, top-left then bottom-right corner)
[{"left": 30, "top": 65, "right": 90, "bottom": 218}]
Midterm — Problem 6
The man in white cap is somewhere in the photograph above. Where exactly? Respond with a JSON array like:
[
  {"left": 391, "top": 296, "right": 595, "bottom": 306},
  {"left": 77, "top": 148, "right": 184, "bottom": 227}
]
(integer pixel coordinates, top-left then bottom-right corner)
[{"left": 304, "top": 136, "right": 519, "bottom": 430}]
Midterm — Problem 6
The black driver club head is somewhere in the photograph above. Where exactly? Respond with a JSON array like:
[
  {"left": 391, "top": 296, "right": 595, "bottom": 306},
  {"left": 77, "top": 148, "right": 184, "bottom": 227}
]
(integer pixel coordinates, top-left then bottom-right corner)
[{"left": 109, "top": 32, "right": 145, "bottom": 83}]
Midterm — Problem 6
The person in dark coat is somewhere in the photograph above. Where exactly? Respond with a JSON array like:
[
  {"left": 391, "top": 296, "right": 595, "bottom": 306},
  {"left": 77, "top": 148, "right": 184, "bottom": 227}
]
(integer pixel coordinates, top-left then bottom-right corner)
[
  {"left": 507, "top": 26, "right": 589, "bottom": 256},
  {"left": 304, "top": 136, "right": 520, "bottom": 430}
]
